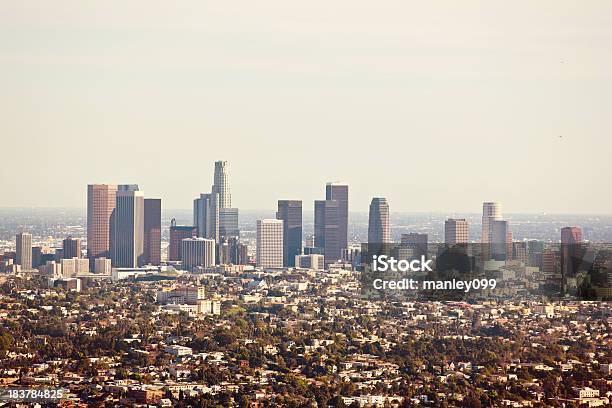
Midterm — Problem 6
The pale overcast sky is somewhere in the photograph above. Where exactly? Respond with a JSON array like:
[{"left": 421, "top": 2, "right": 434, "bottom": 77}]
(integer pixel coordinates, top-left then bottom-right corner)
[{"left": 1, "top": 1, "right": 611, "bottom": 213}]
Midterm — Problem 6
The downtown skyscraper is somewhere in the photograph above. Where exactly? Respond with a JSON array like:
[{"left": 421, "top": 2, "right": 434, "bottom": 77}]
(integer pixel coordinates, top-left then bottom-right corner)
[
  {"left": 326, "top": 183, "right": 348, "bottom": 252},
  {"left": 481, "top": 202, "right": 502, "bottom": 243},
  {"left": 212, "top": 160, "right": 231, "bottom": 208},
  {"left": 194, "top": 161, "right": 238, "bottom": 242},
  {"left": 490, "top": 219, "right": 510, "bottom": 261},
  {"left": 481, "top": 202, "right": 512, "bottom": 260},
  {"left": 315, "top": 183, "right": 349, "bottom": 265},
  {"left": 194, "top": 193, "right": 218, "bottom": 240},
  {"left": 87, "top": 184, "right": 117, "bottom": 262},
  {"left": 256, "top": 219, "right": 284, "bottom": 268},
  {"left": 16, "top": 232, "right": 32, "bottom": 270},
  {"left": 276, "top": 200, "right": 302, "bottom": 267},
  {"left": 315, "top": 199, "right": 340, "bottom": 265},
  {"left": 112, "top": 187, "right": 145, "bottom": 268},
  {"left": 144, "top": 198, "right": 161, "bottom": 265},
  {"left": 368, "top": 197, "right": 390, "bottom": 244},
  {"left": 445, "top": 218, "right": 469, "bottom": 244},
  {"left": 561, "top": 226, "right": 584, "bottom": 293}
]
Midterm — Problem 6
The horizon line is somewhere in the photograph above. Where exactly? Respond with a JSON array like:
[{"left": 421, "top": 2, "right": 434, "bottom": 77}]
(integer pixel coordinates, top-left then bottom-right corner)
[{"left": 0, "top": 206, "right": 611, "bottom": 217}]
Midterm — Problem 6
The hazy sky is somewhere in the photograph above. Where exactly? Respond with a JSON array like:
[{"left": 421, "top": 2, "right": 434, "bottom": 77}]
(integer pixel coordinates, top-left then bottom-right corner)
[{"left": 1, "top": 1, "right": 611, "bottom": 213}]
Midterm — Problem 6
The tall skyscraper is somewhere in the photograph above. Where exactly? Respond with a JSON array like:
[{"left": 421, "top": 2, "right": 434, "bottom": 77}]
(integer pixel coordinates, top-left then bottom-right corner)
[
  {"left": 16, "top": 232, "right": 32, "bottom": 270},
  {"left": 314, "top": 200, "right": 326, "bottom": 250},
  {"left": 561, "top": 226, "right": 582, "bottom": 245},
  {"left": 87, "top": 184, "right": 117, "bottom": 262},
  {"left": 445, "top": 218, "right": 469, "bottom": 244},
  {"left": 194, "top": 193, "right": 218, "bottom": 240},
  {"left": 276, "top": 200, "right": 302, "bottom": 267},
  {"left": 320, "top": 200, "right": 341, "bottom": 265},
  {"left": 481, "top": 202, "right": 502, "bottom": 243},
  {"left": 325, "top": 182, "right": 348, "bottom": 252},
  {"left": 314, "top": 183, "right": 349, "bottom": 266},
  {"left": 63, "top": 236, "right": 81, "bottom": 259},
  {"left": 368, "top": 197, "right": 390, "bottom": 244},
  {"left": 112, "top": 190, "right": 145, "bottom": 268},
  {"left": 560, "top": 226, "right": 584, "bottom": 292},
  {"left": 31, "top": 246, "right": 42, "bottom": 268},
  {"left": 194, "top": 160, "right": 236, "bottom": 242},
  {"left": 490, "top": 220, "right": 509, "bottom": 261},
  {"left": 256, "top": 219, "right": 284, "bottom": 268},
  {"left": 181, "top": 237, "right": 216, "bottom": 270},
  {"left": 144, "top": 198, "right": 161, "bottom": 265},
  {"left": 169, "top": 219, "right": 196, "bottom": 262},
  {"left": 212, "top": 160, "right": 231, "bottom": 208}
]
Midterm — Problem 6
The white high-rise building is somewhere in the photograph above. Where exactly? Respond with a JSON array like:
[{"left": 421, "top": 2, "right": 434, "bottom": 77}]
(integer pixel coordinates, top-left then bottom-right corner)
[
  {"left": 16, "top": 232, "right": 32, "bottom": 270},
  {"left": 256, "top": 219, "right": 284, "bottom": 268},
  {"left": 212, "top": 160, "right": 231, "bottom": 208},
  {"left": 112, "top": 190, "right": 145, "bottom": 268},
  {"left": 181, "top": 237, "right": 215, "bottom": 270},
  {"left": 481, "top": 202, "right": 502, "bottom": 243},
  {"left": 194, "top": 161, "right": 237, "bottom": 242}
]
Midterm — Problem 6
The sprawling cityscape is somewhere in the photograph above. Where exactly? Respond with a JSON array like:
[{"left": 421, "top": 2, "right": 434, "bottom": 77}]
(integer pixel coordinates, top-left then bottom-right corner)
[{"left": 0, "top": 160, "right": 610, "bottom": 407}]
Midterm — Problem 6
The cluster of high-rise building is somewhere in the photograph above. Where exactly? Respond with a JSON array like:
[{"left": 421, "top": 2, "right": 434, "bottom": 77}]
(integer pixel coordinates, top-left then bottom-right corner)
[
  {"left": 5, "top": 161, "right": 592, "bottom": 284},
  {"left": 81, "top": 162, "right": 236, "bottom": 273},
  {"left": 366, "top": 199, "right": 509, "bottom": 248},
  {"left": 255, "top": 182, "right": 351, "bottom": 269},
  {"left": 363, "top": 200, "right": 508, "bottom": 252},
  {"left": 87, "top": 184, "right": 161, "bottom": 268},
  {"left": 251, "top": 185, "right": 358, "bottom": 271}
]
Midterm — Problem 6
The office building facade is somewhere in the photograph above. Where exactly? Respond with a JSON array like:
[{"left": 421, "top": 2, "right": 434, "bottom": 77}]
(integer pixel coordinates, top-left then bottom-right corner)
[
  {"left": 112, "top": 190, "right": 145, "bottom": 268},
  {"left": 87, "top": 184, "right": 117, "bottom": 262},
  {"left": 16, "top": 232, "right": 32, "bottom": 270},
  {"left": 256, "top": 219, "right": 284, "bottom": 268},
  {"left": 277, "top": 200, "right": 302, "bottom": 267},
  {"left": 445, "top": 218, "right": 469, "bottom": 244},
  {"left": 368, "top": 197, "right": 390, "bottom": 244},
  {"left": 144, "top": 198, "right": 161, "bottom": 265}
]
